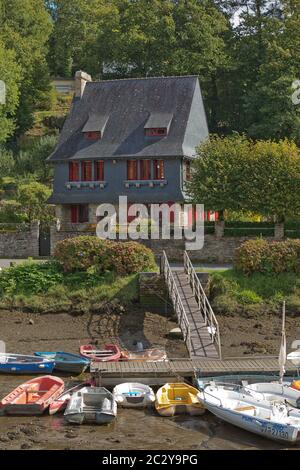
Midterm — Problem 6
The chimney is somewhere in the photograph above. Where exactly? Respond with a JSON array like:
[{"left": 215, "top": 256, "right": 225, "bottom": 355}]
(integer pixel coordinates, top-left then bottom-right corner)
[{"left": 75, "top": 70, "right": 92, "bottom": 99}]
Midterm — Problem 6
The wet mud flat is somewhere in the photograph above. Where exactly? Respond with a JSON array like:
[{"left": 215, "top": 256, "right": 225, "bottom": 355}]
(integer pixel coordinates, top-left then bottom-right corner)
[
  {"left": 0, "top": 374, "right": 298, "bottom": 450},
  {"left": 0, "top": 309, "right": 299, "bottom": 449}
]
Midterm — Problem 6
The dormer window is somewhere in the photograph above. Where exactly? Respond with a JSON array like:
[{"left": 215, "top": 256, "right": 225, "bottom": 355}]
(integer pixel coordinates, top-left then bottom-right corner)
[
  {"left": 82, "top": 114, "right": 108, "bottom": 141},
  {"left": 144, "top": 113, "right": 173, "bottom": 138},
  {"left": 145, "top": 128, "right": 167, "bottom": 137},
  {"left": 84, "top": 131, "right": 101, "bottom": 141}
]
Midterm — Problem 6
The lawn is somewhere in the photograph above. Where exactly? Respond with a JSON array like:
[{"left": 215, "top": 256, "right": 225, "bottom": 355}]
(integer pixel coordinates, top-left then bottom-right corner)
[{"left": 209, "top": 269, "right": 300, "bottom": 316}]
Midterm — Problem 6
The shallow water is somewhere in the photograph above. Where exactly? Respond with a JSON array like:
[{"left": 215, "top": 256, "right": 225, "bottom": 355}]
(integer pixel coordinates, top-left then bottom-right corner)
[{"left": 0, "top": 375, "right": 298, "bottom": 450}]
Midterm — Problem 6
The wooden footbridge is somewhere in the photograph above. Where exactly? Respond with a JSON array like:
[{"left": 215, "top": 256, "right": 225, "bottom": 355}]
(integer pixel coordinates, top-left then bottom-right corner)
[
  {"left": 161, "top": 250, "right": 221, "bottom": 359},
  {"left": 91, "top": 251, "right": 299, "bottom": 385}
]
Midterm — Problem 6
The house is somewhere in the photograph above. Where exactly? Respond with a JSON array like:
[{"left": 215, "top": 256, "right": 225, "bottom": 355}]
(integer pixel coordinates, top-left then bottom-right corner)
[
  {"left": 47, "top": 71, "right": 215, "bottom": 228},
  {"left": 52, "top": 78, "right": 75, "bottom": 95}
]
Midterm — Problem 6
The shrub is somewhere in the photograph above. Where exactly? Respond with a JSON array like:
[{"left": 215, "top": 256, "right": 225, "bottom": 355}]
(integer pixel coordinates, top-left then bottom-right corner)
[
  {"left": 54, "top": 236, "right": 157, "bottom": 275},
  {"left": 234, "top": 239, "right": 300, "bottom": 274},
  {"left": 0, "top": 261, "right": 63, "bottom": 296},
  {"left": 107, "top": 241, "right": 157, "bottom": 275},
  {"left": 54, "top": 236, "right": 111, "bottom": 272}
]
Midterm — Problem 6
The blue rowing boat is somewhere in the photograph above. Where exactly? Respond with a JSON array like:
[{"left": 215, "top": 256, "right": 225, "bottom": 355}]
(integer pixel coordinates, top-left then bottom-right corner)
[
  {"left": 0, "top": 353, "right": 55, "bottom": 374},
  {"left": 35, "top": 351, "right": 90, "bottom": 374}
]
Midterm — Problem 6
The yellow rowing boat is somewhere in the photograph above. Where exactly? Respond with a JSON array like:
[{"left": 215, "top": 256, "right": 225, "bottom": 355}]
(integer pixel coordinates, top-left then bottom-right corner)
[{"left": 155, "top": 383, "right": 205, "bottom": 417}]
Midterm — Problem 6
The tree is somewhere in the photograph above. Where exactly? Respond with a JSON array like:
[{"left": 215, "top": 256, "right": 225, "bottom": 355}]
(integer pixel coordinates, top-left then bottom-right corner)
[
  {"left": 189, "top": 134, "right": 300, "bottom": 224},
  {"left": 0, "top": 42, "right": 22, "bottom": 143},
  {"left": 17, "top": 182, "right": 53, "bottom": 222},
  {"left": 15, "top": 135, "right": 58, "bottom": 182},
  {"left": 248, "top": 139, "right": 300, "bottom": 222},
  {"left": 0, "top": 147, "right": 15, "bottom": 178},
  {"left": 187, "top": 134, "right": 252, "bottom": 219},
  {"left": 0, "top": 0, "right": 53, "bottom": 136}
]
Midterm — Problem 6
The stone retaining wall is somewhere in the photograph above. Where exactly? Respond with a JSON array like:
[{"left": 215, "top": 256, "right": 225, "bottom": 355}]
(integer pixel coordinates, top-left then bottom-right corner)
[
  {"left": 50, "top": 226, "right": 279, "bottom": 263},
  {"left": 0, "top": 222, "right": 39, "bottom": 258}
]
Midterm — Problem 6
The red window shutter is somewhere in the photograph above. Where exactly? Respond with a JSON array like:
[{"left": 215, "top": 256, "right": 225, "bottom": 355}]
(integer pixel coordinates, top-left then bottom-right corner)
[
  {"left": 94, "top": 161, "right": 104, "bottom": 181},
  {"left": 69, "top": 162, "right": 79, "bottom": 182},
  {"left": 82, "top": 161, "right": 92, "bottom": 181},
  {"left": 70, "top": 205, "right": 78, "bottom": 223},
  {"left": 84, "top": 131, "right": 101, "bottom": 140},
  {"left": 140, "top": 160, "right": 150, "bottom": 180},
  {"left": 145, "top": 128, "right": 167, "bottom": 136},
  {"left": 127, "top": 160, "right": 137, "bottom": 180},
  {"left": 154, "top": 160, "right": 165, "bottom": 180}
]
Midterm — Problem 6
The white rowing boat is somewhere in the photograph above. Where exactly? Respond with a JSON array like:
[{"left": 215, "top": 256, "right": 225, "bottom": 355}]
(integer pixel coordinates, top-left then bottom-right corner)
[
  {"left": 198, "top": 381, "right": 300, "bottom": 443},
  {"left": 113, "top": 383, "right": 155, "bottom": 408}
]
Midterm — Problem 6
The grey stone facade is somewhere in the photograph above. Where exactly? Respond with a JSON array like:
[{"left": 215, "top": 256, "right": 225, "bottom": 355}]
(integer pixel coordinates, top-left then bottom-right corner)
[{"left": 0, "top": 222, "right": 40, "bottom": 258}]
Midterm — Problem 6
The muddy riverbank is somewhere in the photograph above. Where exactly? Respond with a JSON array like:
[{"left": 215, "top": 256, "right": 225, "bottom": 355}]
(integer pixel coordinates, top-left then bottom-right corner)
[{"left": 0, "top": 308, "right": 300, "bottom": 450}]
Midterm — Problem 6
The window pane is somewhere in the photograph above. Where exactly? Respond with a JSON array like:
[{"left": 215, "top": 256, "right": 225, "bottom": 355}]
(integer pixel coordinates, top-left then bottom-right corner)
[
  {"left": 82, "top": 161, "right": 92, "bottom": 181},
  {"left": 78, "top": 204, "right": 89, "bottom": 223},
  {"left": 127, "top": 160, "right": 137, "bottom": 180},
  {"left": 94, "top": 161, "right": 104, "bottom": 181},
  {"left": 154, "top": 160, "right": 165, "bottom": 179},
  {"left": 140, "top": 160, "right": 151, "bottom": 180},
  {"left": 69, "top": 162, "right": 79, "bottom": 181}
]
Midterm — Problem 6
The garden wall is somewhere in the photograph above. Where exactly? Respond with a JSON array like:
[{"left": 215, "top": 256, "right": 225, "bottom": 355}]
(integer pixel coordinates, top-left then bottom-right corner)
[
  {"left": 0, "top": 222, "right": 40, "bottom": 258},
  {"left": 50, "top": 226, "right": 280, "bottom": 263}
]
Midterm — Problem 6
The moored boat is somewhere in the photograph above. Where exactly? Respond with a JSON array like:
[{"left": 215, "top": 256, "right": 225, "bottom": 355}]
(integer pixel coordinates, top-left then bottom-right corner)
[
  {"left": 155, "top": 383, "right": 205, "bottom": 417},
  {"left": 80, "top": 344, "right": 121, "bottom": 362},
  {"left": 0, "top": 353, "right": 55, "bottom": 375},
  {"left": 64, "top": 387, "right": 117, "bottom": 424},
  {"left": 0, "top": 375, "right": 64, "bottom": 415},
  {"left": 49, "top": 381, "right": 90, "bottom": 415},
  {"left": 35, "top": 351, "right": 90, "bottom": 374},
  {"left": 198, "top": 381, "right": 300, "bottom": 443},
  {"left": 113, "top": 383, "right": 155, "bottom": 408},
  {"left": 121, "top": 348, "right": 167, "bottom": 362}
]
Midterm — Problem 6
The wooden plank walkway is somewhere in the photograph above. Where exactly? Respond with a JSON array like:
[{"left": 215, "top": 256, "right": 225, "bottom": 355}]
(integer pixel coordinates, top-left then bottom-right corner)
[
  {"left": 91, "top": 357, "right": 299, "bottom": 382},
  {"left": 173, "top": 271, "right": 219, "bottom": 359}
]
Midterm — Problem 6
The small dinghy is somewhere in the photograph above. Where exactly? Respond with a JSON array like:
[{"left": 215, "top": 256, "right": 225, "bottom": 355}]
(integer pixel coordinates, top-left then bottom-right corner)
[
  {"left": 113, "top": 383, "right": 155, "bottom": 408},
  {"left": 121, "top": 348, "right": 167, "bottom": 362},
  {"left": 199, "top": 381, "right": 300, "bottom": 443},
  {"left": 0, "top": 353, "right": 55, "bottom": 375},
  {"left": 80, "top": 344, "right": 121, "bottom": 362},
  {"left": 244, "top": 381, "right": 300, "bottom": 408},
  {"left": 0, "top": 375, "right": 64, "bottom": 415},
  {"left": 35, "top": 351, "right": 90, "bottom": 374},
  {"left": 287, "top": 350, "right": 300, "bottom": 366},
  {"left": 155, "top": 383, "right": 205, "bottom": 417},
  {"left": 49, "top": 382, "right": 90, "bottom": 415},
  {"left": 64, "top": 387, "right": 117, "bottom": 424}
]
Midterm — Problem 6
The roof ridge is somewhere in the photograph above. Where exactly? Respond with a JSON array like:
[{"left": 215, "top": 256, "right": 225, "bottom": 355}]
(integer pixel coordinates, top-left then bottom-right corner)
[{"left": 87, "top": 75, "right": 198, "bottom": 85}]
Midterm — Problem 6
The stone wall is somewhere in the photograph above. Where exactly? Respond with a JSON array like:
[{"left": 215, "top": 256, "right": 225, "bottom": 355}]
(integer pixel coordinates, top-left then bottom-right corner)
[
  {"left": 50, "top": 226, "right": 278, "bottom": 263},
  {"left": 0, "top": 222, "right": 40, "bottom": 258},
  {"left": 139, "top": 272, "right": 172, "bottom": 311}
]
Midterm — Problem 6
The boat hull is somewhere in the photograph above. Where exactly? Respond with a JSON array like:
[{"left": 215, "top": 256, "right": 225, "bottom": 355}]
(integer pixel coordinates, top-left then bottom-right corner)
[
  {"left": 156, "top": 403, "right": 205, "bottom": 417},
  {"left": 1, "top": 376, "right": 64, "bottom": 416},
  {"left": 65, "top": 411, "right": 116, "bottom": 425},
  {"left": 35, "top": 352, "right": 89, "bottom": 374},
  {"left": 0, "top": 362, "right": 54, "bottom": 375},
  {"left": 204, "top": 401, "right": 299, "bottom": 443},
  {"left": 113, "top": 383, "right": 155, "bottom": 408}
]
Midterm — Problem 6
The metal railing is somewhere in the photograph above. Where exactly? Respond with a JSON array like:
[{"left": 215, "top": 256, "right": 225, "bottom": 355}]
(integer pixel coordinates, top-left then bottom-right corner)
[
  {"left": 161, "top": 251, "right": 191, "bottom": 354},
  {"left": 184, "top": 250, "right": 222, "bottom": 359}
]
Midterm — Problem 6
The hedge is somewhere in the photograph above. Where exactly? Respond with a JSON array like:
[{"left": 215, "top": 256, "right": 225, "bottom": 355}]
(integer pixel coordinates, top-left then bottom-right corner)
[
  {"left": 234, "top": 239, "right": 300, "bottom": 274},
  {"left": 54, "top": 236, "right": 157, "bottom": 275}
]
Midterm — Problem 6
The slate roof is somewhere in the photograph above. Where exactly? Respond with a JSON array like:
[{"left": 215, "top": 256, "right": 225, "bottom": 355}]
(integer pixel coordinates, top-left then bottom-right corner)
[
  {"left": 82, "top": 114, "right": 108, "bottom": 133},
  {"left": 48, "top": 76, "right": 208, "bottom": 162}
]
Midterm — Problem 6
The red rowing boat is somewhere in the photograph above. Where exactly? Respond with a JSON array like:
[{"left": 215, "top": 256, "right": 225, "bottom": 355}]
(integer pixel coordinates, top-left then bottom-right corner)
[
  {"left": 79, "top": 344, "right": 121, "bottom": 362},
  {"left": 0, "top": 375, "right": 64, "bottom": 415}
]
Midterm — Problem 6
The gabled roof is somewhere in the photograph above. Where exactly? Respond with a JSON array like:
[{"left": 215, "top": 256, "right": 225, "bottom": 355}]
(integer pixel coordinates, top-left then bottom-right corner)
[{"left": 48, "top": 76, "right": 208, "bottom": 162}]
